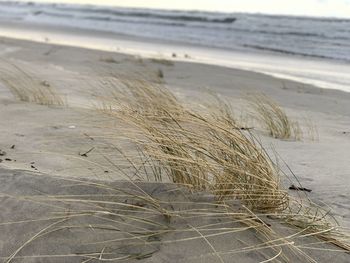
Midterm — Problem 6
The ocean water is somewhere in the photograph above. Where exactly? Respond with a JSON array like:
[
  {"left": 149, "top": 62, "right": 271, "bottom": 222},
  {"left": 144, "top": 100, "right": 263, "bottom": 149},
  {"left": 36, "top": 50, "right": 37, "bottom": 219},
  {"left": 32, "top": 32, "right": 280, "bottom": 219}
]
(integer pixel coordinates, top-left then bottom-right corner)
[
  {"left": 1, "top": 1, "right": 350, "bottom": 62},
  {"left": 1, "top": 1, "right": 350, "bottom": 93}
]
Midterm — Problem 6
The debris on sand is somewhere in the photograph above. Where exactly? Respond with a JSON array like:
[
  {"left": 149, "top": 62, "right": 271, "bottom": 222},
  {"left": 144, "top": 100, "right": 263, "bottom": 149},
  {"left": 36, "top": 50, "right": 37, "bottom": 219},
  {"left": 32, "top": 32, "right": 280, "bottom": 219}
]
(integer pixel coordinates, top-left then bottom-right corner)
[
  {"left": 289, "top": 184, "right": 312, "bottom": 192},
  {"left": 79, "top": 147, "right": 95, "bottom": 157}
]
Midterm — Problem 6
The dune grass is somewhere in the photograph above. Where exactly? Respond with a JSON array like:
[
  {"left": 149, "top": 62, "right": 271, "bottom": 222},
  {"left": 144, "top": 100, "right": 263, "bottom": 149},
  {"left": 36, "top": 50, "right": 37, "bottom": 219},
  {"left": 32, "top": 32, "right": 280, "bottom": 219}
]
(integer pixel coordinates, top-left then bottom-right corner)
[
  {"left": 2, "top": 177, "right": 314, "bottom": 263},
  {"left": 3, "top": 77, "right": 349, "bottom": 262},
  {"left": 4, "top": 171, "right": 348, "bottom": 262},
  {"left": 0, "top": 60, "right": 66, "bottom": 106},
  {"left": 97, "top": 78, "right": 349, "bottom": 251},
  {"left": 247, "top": 94, "right": 302, "bottom": 140},
  {"left": 99, "top": 77, "right": 288, "bottom": 212}
]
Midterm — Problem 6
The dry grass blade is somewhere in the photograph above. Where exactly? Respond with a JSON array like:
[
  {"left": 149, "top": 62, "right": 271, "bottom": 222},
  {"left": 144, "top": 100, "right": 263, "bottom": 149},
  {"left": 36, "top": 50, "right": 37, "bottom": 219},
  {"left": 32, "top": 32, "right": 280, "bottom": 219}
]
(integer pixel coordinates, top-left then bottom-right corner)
[
  {"left": 247, "top": 93, "right": 301, "bottom": 140},
  {"left": 98, "top": 76, "right": 178, "bottom": 113},
  {"left": 1, "top": 176, "right": 311, "bottom": 262},
  {"left": 6, "top": 219, "right": 68, "bottom": 263},
  {"left": 0, "top": 60, "right": 66, "bottom": 106},
  {"left": 304, "top": 116, "right": 319, "bottom": 141}
]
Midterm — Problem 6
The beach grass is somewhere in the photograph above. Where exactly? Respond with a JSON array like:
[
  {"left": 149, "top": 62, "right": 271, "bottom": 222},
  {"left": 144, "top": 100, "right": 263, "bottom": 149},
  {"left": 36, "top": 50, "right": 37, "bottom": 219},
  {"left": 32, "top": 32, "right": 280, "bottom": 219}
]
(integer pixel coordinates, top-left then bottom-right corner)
[
  {"left": 97, "top": 77, "right": 349, "bottom": 250},
  {"left": 5, "top": 172, "right": 348, "bottom": 263},
  {"left": 247, "top": 94, "right": 302, "bottom": 140},
  {"left": 3, "top": 75, "right": 349, "bottom": 262},
  {"left": 0, "top": 60, "right": 65, "bottom": 106},
  {"left": 99, "top": 77, "right": 287, "bottom": 211}
]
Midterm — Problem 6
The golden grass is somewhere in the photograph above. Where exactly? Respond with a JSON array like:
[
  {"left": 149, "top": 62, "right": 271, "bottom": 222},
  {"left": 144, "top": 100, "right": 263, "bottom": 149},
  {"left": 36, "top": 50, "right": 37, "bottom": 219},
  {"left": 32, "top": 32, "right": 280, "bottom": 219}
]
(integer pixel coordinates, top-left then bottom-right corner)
[
  {"left": 99, "top": 76, "right": 179, "bottom": 114},
  {"left": 3, "top": 76, "right": 349, "bottom": 262},
  {"left": 97, "top": 78, "right": 349, "bottom": 250},
  {"left": 0, "top": 60, "right": 65, "bottom": 106},
  {"left": 99, "top": 78, "right": 288, "bottom": 212},
  {"left": 247, "top": 94, "right": 302, "bottom": 140},
  {"left": 5, "top": 175, "right": 348, "bottom": 263}
]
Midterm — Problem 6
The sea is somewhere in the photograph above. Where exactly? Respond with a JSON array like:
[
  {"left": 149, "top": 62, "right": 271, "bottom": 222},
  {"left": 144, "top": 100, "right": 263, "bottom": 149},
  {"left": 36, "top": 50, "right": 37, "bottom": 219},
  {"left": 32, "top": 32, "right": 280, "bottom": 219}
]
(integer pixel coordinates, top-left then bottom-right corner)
[{"left": 1, "top": 1, "right": 350, "bottom": 92}]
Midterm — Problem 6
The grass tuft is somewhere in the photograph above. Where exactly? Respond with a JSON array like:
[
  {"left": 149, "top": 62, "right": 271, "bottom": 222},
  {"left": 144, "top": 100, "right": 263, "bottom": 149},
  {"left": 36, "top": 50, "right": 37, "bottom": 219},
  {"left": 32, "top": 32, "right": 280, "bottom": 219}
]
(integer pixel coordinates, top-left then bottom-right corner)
[
  {"left": 101, "top": 80, "right": 288, "bottom": 212},
  {"left": 247, "top": 94, "right": 302, "bottom": 140},
  {"left": 0, "top": 60, "right": 65, "bottom": 106}
]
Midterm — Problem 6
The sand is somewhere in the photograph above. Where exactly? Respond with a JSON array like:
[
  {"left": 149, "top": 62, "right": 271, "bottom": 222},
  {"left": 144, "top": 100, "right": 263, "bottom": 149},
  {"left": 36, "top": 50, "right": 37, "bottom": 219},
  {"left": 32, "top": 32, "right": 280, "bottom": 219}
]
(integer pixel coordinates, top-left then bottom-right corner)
[{"left": 0, "top": 36, "right": 350, "bottom": 262}]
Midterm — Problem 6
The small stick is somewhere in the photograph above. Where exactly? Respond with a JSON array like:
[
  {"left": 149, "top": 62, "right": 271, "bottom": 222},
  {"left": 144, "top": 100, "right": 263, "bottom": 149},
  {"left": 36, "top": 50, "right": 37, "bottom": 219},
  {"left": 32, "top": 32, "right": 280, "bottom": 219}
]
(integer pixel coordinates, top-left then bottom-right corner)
[{"left": 79, "top": 147, "right": 95, "bottom": 157}]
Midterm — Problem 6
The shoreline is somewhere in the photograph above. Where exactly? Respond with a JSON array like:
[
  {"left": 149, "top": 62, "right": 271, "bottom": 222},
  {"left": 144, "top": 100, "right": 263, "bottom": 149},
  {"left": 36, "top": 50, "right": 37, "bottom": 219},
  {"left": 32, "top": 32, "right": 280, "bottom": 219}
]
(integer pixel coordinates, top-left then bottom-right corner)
[
  {"left": 1, "top": 35, "right": 350, "bottom": 117},
  {"left": 1, "top": 20, "right": 350, "bottom": 93}
]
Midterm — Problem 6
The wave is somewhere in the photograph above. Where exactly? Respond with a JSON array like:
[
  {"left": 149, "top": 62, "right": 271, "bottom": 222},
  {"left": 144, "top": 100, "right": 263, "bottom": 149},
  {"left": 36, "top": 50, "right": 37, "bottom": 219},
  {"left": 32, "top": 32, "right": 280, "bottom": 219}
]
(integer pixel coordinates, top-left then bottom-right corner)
[
  {"left": 31, "top": 9, "right": 350, "bottom": 43},
  {"left": 52, "top": 5, "right": 237, "bottom": 24},
  {"left": 30, "top": 10, "right": 188, "bottom": 27},
  {"left": 242, "top": 44, "right": 349, "bottom": 61},
  {"left": 256, "top": 13, "right": 350, "bottom": 23},
  {"left": 232, "top": 28, "right": 350, "bottom": 42},
  {"left": 26, "top": 7, "right": 350, "bottom": 42},
  {"left": 0, "top": 1, "right": 237, "bottom": 24}
]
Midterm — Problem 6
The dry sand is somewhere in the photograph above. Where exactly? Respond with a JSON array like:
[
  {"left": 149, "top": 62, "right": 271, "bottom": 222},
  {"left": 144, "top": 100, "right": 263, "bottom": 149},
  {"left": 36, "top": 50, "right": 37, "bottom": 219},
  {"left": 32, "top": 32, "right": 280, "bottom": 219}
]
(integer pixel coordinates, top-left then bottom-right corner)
[{"left": 0, "top": 36, "right": 349, "bottom": 262}]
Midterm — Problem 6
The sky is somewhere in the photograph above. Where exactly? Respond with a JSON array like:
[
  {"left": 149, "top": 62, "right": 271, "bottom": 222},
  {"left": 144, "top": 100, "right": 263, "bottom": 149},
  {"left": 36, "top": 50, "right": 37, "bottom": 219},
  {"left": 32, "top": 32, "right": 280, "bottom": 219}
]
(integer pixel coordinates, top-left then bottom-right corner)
[{"left": 13, "top": 0, "right": 350, "bottom": 18}]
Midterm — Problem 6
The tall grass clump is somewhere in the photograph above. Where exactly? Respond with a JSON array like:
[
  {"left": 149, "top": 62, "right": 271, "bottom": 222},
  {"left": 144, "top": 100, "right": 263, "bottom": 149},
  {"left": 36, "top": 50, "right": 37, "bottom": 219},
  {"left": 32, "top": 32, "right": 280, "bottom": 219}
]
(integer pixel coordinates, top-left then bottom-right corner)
[
  {"left": 247, "top": 94, "right": 301, "bottom": 140},
  {"left": 98, "top": 78, "right": 349, "bottom": 249},
  {"left": 0, "top": 60, "right": 65, "bottom": 106}
]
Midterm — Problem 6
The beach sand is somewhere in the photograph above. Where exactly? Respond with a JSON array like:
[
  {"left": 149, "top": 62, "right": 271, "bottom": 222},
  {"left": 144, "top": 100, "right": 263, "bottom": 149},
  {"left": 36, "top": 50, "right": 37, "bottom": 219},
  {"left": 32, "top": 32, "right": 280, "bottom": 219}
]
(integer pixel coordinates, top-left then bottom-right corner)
[{"left": 0, "top": 36, "right": 349, "bottom": 262}]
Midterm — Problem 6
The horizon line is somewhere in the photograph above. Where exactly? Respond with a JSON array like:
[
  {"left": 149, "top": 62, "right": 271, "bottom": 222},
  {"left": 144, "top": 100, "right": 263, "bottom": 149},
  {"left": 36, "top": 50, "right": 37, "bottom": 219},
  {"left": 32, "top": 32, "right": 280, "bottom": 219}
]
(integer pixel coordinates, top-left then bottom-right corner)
[{"left": 3, "top": 0, "right": 350, "bottom": 19}]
